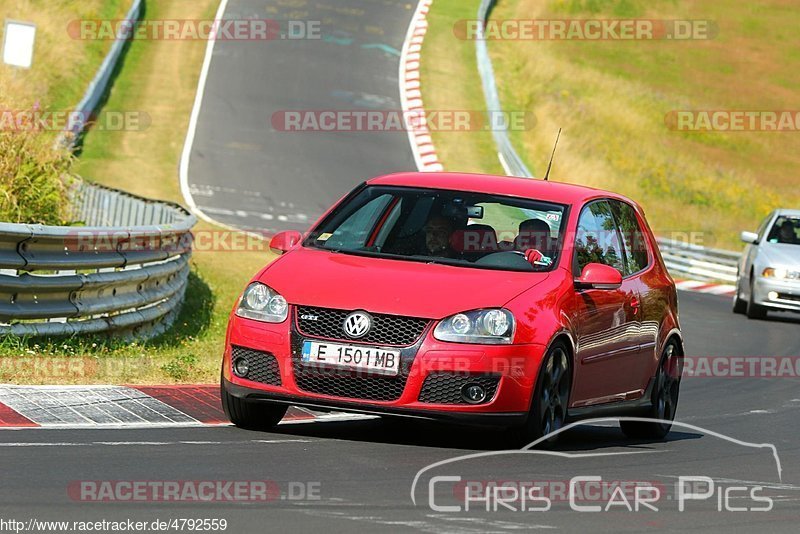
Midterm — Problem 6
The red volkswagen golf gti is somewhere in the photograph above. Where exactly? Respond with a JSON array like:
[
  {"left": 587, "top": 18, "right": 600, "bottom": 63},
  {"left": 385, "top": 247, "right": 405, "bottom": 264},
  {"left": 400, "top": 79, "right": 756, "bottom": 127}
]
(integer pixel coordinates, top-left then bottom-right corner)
[{"left": 221, "top": 172, "right": 683, "bottom": 442}]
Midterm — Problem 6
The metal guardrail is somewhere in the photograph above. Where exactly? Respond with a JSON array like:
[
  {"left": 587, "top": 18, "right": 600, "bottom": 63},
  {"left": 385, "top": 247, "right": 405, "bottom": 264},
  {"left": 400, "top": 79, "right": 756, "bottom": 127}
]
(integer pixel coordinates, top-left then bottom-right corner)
[
  {"left": 1, "top": 0, "right": 197, "bottom": 337},
  {"left": 657, "top": 238, "right": 740, "bottom": 283},
  {"left": 476, "top": 0, "right": 533, "bottom": 178},
  {"left": 0, "top": 179, "right": 196, "bottom": 337},
  {"left": 56, "top": 0, "right": 143, "bottom": 149}
]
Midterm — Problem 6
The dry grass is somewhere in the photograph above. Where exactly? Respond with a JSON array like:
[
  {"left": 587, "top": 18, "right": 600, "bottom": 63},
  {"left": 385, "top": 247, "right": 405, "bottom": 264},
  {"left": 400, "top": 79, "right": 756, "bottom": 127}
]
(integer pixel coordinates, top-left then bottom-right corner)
[
  {"left": 424, "top": 0, "right": 799, "bottom": 249},
  {"left": 420, "top": 0, "right": 504, "bottom": 175},
  {"left": 0, "top": 0, "right": 127, "bottom": 225},
  {"left": 0, "top": 0, "right": 126, "bottom": 111}
]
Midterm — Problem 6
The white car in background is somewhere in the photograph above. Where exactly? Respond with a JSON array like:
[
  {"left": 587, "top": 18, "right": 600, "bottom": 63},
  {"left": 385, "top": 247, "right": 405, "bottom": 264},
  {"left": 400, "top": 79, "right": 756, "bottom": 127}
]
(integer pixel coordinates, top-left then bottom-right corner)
[{"left": 734, "top": 209, "right": 800, "bottom": 319}]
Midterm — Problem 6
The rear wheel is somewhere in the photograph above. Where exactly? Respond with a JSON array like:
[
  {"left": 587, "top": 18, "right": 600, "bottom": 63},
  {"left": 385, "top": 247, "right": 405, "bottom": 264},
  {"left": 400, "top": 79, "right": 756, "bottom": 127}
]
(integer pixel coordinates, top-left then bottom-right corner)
[
  {"left": 221, "top": 374, "right": 287, "bottom": 430},
  {"left": 746, "top": 276, "right": 767, "bottom": 320},
  {"left": 620, "top": 341, "right": 681, "bottom": 440},
  {"left": 513, "top": 342, "right": 571, "bottom": 447}
]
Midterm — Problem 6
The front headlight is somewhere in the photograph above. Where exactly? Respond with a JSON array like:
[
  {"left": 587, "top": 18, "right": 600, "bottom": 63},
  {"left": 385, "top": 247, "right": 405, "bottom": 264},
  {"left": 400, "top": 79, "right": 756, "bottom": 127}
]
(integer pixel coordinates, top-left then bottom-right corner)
[
  {"left": 762, "top": 267, "right": 798, "bottom": 279},
  {"left": 433, "top": 309, "right": 515, "bottom": 344},
  {"left": 235, "top": 282, "right": 288, "bottom": 323}
]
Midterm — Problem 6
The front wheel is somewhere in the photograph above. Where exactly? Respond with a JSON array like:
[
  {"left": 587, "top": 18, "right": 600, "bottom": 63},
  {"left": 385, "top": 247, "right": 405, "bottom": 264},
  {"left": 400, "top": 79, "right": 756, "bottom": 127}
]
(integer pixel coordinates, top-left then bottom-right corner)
[
  {"left": 746, "top": 277, "right": 767, "bottom": 320},
  {"left": 512, "top": 342, "right": 571, "bottom": 447},
  {"left": 732, "top": 277, "right": 747, "bottom": 314},
  {"left": 620, "top": 341, "right": 681, "bottom": 440},
  {"left": 221, "top": 375, "right": 287, "bottom": 430}
]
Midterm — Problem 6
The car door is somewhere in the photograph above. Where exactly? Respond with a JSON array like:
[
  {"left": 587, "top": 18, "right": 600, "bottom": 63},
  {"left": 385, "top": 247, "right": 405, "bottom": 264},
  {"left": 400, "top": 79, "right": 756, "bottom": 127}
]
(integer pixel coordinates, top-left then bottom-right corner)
[
  {"left": 570, "top": 200, "right": 642, "bottom": 406},
  {"left": 609, "top": 199, "right": 657, "bottom": 393}
]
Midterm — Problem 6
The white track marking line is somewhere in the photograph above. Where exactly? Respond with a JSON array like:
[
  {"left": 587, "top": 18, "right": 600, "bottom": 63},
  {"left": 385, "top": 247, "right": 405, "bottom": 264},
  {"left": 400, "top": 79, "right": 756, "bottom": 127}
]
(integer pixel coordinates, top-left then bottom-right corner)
[
  {"left": 0, "top": 439, "right": 317, "bottom": 447},
  {"left": 179, "top": 0, "right": 241, "bottom": 231}
]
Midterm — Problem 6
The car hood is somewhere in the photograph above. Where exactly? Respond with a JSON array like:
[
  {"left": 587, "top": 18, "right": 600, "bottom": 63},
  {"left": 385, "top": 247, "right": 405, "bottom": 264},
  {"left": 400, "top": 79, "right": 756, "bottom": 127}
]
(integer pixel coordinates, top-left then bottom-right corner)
[
  {"left": 758, "top": 243, "right": 800, "bottom": 268},
  {"left": 259, "top": 247, "right": 548, "bottom": 319}
]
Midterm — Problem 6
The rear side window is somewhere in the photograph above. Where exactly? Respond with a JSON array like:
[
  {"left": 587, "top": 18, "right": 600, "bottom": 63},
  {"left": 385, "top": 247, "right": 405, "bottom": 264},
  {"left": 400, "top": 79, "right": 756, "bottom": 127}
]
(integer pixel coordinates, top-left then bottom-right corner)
[
  {"left": 574, "top": 201, "right": 626, "bottom": 276},
  {"left": 611, "top": 200, "right": 650, "bottom": 275}
]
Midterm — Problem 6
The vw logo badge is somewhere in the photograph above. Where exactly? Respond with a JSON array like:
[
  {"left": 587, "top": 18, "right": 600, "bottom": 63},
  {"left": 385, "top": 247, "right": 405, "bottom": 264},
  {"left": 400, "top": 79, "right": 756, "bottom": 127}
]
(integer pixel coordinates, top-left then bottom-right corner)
[{"left": 344, "top": 311, "right": 372, "bottom": 339}]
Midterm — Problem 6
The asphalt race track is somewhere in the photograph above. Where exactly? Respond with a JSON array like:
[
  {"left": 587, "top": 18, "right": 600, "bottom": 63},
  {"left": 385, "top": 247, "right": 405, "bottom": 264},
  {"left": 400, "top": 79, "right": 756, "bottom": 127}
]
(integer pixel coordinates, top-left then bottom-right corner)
[
  {"left": 3, "top": 1, "right": 800, "bottom": 532},
  {"left": 186, "top": 0, "right": 416, "bottom": 233},
  {"left": 1, "top": 293, "right": 800, "bottom": 531}
]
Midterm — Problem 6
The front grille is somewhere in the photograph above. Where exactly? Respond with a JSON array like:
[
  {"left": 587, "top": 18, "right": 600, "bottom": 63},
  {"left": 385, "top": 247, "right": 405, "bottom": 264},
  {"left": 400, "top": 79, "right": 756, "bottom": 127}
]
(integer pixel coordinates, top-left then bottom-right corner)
[
  {"left": 231, "top": 346, "right": 281, "bottom": 386},
  {"left": 290, "top": 334, "right": 415, "bottom": 401},
  {"left": 418, "top": 373, "right": 500, "bottom": 404},
  {"left": 777, "top": 293, "right": 800, "bottom": 303},
  {"left": 296, "top": 306, "right": 429, "bottom": 346}
]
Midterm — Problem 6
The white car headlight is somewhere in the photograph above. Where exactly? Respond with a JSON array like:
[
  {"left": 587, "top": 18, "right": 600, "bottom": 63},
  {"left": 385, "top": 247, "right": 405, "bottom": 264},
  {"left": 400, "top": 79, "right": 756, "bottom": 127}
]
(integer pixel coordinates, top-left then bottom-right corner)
[
  {"left": 235, "top": 282, "right": 288, "bottom": 323},
  {"left": 434, "top": 309, "right": 515, "bottom": 344}
]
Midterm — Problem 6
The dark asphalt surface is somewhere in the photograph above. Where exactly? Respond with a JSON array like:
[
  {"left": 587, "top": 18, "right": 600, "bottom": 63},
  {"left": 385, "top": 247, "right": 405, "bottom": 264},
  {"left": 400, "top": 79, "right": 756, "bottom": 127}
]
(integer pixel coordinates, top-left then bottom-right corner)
[
  {"left": 2, "top": 293, "right": 800, "bottom": 532},
  {"left": 186, "top": 0, "right": 416, "bottom": 233}
]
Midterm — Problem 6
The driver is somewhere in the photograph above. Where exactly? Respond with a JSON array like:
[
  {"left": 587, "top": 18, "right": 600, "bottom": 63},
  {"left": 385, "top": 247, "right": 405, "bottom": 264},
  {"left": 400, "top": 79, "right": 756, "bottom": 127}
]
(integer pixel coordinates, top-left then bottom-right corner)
[
  {"left": 778, "top": 221, "right": 797, "bottom": 244},
  {"left": 423, "top": 215, "right": 457, "bottom": 257}
]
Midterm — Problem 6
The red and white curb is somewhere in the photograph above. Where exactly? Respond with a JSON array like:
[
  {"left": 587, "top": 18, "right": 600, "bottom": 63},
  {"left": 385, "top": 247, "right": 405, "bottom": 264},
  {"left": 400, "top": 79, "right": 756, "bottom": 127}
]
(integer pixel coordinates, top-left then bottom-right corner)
[
  {"left": 400, "top": 0, "right": 443, "bottom": 173},
  {"left": 674, "top": 279, "right": 736, "bottom": 297},
  {"left": 0, "top": 385, "right": 372, "bottom": 429}
]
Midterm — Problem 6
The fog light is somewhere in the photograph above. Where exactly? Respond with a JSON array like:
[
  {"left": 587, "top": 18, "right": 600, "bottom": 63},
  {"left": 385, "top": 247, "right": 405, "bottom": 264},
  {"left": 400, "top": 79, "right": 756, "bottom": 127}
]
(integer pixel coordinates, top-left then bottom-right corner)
[
  {"left": 462, "top": 383, "right": 487, "bottom": 404},
  {"left": 232, "top": 356, "right": 250, "bottom": 378},
  {"left": 768, "top": 291, "right": 779, "bottom": 301}
]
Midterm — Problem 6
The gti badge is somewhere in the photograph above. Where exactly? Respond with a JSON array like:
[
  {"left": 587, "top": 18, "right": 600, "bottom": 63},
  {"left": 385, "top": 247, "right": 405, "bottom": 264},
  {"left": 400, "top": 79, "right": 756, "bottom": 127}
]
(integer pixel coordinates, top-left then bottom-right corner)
[{"left": 344, "top": 311, "right": 372, "bottom": 339}]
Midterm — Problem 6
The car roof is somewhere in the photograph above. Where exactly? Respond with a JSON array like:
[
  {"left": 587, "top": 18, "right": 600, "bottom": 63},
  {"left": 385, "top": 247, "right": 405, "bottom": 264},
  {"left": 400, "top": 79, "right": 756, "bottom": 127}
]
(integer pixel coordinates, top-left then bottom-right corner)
[
  {"left": 366, "top": 172, "right": 641, "bottom": 209},
  {"left": 775, "top": 209, "right": 800, "bottom": 218}
]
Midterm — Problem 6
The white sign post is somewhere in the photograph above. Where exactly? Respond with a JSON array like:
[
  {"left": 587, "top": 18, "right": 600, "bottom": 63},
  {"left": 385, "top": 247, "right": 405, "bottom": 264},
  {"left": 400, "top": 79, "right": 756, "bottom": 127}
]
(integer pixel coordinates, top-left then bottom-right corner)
[{"left": 3, "top": 20, "right": 37, "bottom": 69}]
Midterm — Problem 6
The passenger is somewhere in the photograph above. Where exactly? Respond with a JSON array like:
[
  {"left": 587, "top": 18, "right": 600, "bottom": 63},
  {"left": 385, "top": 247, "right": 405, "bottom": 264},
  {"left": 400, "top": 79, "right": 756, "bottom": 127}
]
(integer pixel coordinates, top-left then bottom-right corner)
[{"left": 515, "top": 219, "right": 552, "bottom": 253}]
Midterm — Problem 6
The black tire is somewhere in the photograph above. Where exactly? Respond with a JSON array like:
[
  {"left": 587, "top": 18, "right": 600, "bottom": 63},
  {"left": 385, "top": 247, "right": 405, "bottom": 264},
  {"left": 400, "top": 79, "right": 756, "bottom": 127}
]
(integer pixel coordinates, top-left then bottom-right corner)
[
  {"left": 746, "top": 277, "right": 767, "bottom": 320},
  {"left": 512, "top": 342, "right": 571, "bottom": 447},
  {"left": 620, "top": 341, "right": 681, "bottom": 440},
  {"left": 732, "top": 279, "right": 747, "bottom": 315},
  {"left": 220, "top": 376, "right": 287, "bottom": 430}
]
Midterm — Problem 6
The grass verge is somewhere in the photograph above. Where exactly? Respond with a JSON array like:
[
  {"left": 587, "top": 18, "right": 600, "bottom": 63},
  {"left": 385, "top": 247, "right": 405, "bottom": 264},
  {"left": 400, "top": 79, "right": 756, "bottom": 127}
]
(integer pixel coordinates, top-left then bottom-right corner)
[{"left": 422, "top": 0, "right": 798, "bottom": 250}]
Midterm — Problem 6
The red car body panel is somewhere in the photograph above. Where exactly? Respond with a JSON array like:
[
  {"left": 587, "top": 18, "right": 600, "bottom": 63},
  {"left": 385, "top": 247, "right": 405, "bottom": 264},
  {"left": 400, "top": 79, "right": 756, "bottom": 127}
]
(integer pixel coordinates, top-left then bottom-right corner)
[{"left": 223, "top": 172, "right": 682, "bottom": 425}]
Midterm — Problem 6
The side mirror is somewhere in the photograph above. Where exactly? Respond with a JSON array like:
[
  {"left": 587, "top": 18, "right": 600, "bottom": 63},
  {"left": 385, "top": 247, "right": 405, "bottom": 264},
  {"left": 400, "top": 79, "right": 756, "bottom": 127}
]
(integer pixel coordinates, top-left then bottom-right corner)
[
  {"left": 269, "top": 230, "right": 302, "bottom": 255},
  {"left": 740, "top": 231, "right": 759, "bottom": 245},
  {"left": 575, "top": 263, "right": 623, "bottom": 290}
]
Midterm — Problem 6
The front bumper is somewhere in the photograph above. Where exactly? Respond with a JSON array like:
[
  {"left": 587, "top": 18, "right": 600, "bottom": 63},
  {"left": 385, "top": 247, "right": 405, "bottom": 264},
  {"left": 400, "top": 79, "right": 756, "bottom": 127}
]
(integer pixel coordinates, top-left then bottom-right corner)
[
  {"left": 223, "top": 377, "right": 527, "bottom": 427},
  {"left": 752, "top": 277, "right": 800, "bottom": 311},
  {"left": 223, "top": 313, "right": 547, "bottom": 426}
]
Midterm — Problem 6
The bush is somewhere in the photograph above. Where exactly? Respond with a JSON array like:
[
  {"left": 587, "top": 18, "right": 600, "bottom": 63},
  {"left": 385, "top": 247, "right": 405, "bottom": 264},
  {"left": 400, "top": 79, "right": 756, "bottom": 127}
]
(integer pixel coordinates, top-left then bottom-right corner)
[{"left": 0, "top": 127, "right": 73, "bottom": 225}]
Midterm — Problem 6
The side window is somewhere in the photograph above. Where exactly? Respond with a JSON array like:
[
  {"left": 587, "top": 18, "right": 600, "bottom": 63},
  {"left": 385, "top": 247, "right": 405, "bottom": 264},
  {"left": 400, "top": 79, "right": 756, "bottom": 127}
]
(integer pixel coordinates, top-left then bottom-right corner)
[
  {"left": 323, "top": 194, "right": 393, "bottom": 250},
  {"left": 574, "top": 201, "right": 625, "bottom": 276},
  {"left": 611, "top": 201, "right": 650, "bottom": 275}
]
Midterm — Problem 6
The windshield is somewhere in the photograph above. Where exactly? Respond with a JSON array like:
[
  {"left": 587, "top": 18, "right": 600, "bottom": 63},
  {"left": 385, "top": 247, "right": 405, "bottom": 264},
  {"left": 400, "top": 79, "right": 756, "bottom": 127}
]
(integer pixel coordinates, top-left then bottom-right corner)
[
  {"left": 304, "top": 186, "right": 568, "bottom": 272},
  {"left": 766, "top": 216, "right": 800, "bottom": 245}
]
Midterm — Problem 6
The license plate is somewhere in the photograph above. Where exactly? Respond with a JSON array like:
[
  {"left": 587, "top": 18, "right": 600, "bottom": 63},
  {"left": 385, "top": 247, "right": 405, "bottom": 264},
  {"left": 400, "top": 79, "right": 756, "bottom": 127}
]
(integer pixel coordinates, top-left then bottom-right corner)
[{"left": 301, "top": 341, "right": 400, "bottom": 376}]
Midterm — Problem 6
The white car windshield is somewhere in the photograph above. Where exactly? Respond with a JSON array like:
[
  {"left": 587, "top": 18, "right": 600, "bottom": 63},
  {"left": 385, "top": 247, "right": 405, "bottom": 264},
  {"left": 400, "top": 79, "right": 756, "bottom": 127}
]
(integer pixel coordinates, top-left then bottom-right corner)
[{"left": 766, "top": 216, "right": 800, "bottom": 245}]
